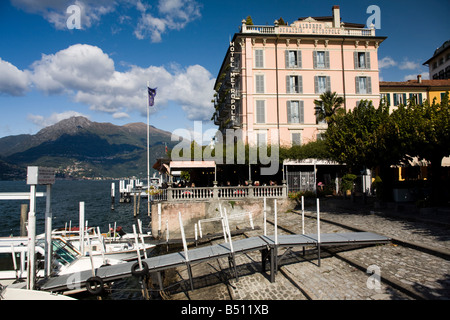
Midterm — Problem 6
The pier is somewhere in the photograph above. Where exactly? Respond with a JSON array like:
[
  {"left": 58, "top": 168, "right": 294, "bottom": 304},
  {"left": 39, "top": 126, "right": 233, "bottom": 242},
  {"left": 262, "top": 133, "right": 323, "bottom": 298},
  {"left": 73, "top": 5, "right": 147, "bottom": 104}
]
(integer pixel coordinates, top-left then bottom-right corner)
[{"left": 38, "top": 199, "right": 390, "bottom": 295}]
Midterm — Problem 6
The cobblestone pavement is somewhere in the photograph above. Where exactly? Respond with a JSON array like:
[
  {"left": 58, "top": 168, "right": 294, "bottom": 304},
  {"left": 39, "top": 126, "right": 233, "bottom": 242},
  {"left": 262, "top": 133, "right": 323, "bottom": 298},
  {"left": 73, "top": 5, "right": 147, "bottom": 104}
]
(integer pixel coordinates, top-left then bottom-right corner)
[{"left": 166, "top": 199, "right": 450, "bottom": 300}]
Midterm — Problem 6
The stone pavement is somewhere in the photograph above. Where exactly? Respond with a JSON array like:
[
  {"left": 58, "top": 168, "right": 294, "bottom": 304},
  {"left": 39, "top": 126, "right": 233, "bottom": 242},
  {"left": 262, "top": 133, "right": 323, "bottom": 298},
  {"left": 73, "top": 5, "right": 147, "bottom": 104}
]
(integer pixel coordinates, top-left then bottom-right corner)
[{"left": 166, "top": 198, "right": 450, "bottom": 300}]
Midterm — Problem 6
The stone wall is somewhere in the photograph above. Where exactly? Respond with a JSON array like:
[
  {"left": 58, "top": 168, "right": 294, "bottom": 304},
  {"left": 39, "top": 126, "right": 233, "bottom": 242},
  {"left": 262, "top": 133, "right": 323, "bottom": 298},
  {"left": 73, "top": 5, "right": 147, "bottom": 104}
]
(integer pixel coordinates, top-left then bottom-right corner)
[{"left": 151, "top": 198, "right": 295, "bottom": 240}]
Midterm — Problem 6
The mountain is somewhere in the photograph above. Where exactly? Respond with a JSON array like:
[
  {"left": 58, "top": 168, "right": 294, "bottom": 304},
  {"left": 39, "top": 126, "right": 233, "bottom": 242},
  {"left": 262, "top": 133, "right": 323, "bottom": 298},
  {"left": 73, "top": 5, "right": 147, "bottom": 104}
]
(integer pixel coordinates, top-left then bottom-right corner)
[{"left": 0, "top": 117, "right": 177, "bottom": 180}]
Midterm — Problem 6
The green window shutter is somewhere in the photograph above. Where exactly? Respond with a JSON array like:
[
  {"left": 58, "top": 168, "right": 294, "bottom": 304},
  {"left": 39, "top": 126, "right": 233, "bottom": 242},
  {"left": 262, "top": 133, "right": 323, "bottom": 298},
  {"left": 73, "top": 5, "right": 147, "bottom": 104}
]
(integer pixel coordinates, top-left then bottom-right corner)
[
  {"left": 366, "top": 52, "right": 371, "bottom": 69},
  {"left": 419, "top": 93, "right": 423, "bottom": 105},
  {"left": 286, "top": 76, "right": 291, "bottom": 93},
  {"left": 354, "top": 52, "right": 358, "bottom": 69},
  {"left": 313, "top": 51, "right": 317, "bottom": 69},
  {"left": 355, "top": 77, "right": 360, "bottom": 94},
  {"left": 325, "top": 51, "right": 330, "bottom": 69},
  {"left": 367, "top": 77, "right": 372, "bottom": 94},
  {"left": 326, "top": 76, "right": 331, "bottom": 92},
  {"left": 314, "top": 76, "right": 319, "bottom": 94},
  {"left": 403, "top": 93, "right": 407, "bottom": 104}
]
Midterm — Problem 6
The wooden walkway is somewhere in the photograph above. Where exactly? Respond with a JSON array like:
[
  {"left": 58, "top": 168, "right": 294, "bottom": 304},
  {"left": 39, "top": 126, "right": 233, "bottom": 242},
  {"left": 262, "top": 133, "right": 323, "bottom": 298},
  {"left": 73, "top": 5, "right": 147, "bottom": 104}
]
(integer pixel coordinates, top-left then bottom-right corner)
[{"left": 39, "top": 231, "right": 390, "bottom": 293}]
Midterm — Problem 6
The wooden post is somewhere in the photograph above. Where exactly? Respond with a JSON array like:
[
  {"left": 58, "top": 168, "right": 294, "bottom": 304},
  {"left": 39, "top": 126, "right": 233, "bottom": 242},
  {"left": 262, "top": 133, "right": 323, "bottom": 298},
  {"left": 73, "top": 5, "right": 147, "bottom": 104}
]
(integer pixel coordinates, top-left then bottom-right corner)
[{"left": 20, "top": 204, "right": 28, "bottom": 237}]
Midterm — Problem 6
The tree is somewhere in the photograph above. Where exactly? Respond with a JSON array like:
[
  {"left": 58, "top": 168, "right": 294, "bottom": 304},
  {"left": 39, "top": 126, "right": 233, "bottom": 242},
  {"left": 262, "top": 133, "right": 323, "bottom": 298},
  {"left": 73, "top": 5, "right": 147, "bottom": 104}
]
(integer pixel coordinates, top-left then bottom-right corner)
[
  {"left": 392, "top": 94, "right": 450, "bottom": 204},
  {"left": 325, "top": 100, "right": 399, "bottom": 199},
  {"left": 245, "top": 16, "right": 254, "bottom": 25},
  {"left": 313, "top": 91, "right": 345, "bottom": 125}
]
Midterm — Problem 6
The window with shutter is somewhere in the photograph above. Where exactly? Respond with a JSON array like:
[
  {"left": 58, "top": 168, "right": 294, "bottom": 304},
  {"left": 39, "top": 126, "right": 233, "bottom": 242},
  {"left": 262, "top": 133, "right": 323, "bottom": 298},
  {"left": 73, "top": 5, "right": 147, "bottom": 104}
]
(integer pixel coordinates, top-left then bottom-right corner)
[
  {"left": 257, "top": 131, "right": 267, "bottom": 146},
  {"left": 286, "top": 76, "right": 302, "bottom": 94},
  {"left": 317, "top": 76, "right": 327, "bottom": 94},
  {"left": 256, "top": 100, "right": 265, "bottom": 123},
  {"left": 285, "top": 50, "right": 302, "bottom": 68},
  {"left": 355, "top": 76, "right": 371, "bottom": 94},
  {"left": 287, "top": 101, "right": 304, "bottom": 123},
  {"left": 291, "top": 132, "right": 302, "bottom": 146},
  {"left": 354, "top": 52, "right": 371, "bottom": 69},
  {"left": 255, "top": 75, "right": 264, "bottom": 93},
  {"left": 255, "top": 50, "right": 264, "bottom": 68}
]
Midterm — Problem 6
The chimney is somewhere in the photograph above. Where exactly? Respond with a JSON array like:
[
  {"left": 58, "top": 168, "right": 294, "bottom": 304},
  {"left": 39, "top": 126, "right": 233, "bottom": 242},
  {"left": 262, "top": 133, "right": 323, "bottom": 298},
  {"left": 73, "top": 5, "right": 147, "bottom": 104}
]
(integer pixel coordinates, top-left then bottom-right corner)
[
  {"left": 417, "top": 74, "right": 422, "bottom": 83},
  {"left": 332, "top": 5, "right": 340, "bottom": 28}
]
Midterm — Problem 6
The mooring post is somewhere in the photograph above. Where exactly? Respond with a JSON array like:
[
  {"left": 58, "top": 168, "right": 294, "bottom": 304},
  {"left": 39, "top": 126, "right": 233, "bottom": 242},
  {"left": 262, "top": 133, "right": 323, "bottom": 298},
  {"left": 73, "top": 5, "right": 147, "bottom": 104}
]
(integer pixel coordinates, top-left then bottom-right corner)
[
  {"left": 20, "top": 204, "right": 28, "bottom": 237},
  {"left": 178, "top": 212, "right": 194, "bottom": 291},
  {"left": 111, "top": 182, "right": 115, "bottom": 210},
  {"left": 302, "top": 195, "right": 305, "bottom": 256},
  {"left": 263, "top": 197, "right": 267, "bottom": 236},
  {"left": 158, "top": 203, "right": 162, "bottom": 238},
  {"left": 317, "top": 198, "right": 321, "bottom": 267}
]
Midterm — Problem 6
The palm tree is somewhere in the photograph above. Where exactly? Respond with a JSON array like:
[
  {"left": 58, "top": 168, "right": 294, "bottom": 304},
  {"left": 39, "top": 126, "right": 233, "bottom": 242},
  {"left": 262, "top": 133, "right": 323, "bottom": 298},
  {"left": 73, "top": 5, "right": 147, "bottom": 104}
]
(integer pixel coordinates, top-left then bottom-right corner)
[{"left": 314, "top": 91, "right": 345, "bottom": 125}]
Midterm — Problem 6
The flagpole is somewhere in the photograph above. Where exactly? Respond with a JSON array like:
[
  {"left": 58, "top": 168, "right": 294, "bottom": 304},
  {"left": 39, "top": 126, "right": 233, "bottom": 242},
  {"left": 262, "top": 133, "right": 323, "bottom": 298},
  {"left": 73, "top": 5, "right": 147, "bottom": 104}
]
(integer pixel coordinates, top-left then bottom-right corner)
[{"left": 147, "top": 81, "right": 150, "bottom": 217}]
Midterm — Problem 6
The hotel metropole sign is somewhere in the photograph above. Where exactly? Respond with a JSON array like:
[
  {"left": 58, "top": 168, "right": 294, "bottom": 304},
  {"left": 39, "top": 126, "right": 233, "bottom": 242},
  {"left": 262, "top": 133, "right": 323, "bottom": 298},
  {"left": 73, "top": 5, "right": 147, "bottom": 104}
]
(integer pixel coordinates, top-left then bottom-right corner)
[{"left": 229, "top": 41, "right": 240, "bottom": 123}]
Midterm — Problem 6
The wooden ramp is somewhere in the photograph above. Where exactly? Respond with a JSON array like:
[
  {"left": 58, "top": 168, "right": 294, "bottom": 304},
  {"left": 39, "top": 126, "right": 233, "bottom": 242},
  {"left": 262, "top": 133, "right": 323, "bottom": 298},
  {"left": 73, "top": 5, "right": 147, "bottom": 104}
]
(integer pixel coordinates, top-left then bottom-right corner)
[{"left": 39, "top": 231, "right": 390, "bottom": 293}]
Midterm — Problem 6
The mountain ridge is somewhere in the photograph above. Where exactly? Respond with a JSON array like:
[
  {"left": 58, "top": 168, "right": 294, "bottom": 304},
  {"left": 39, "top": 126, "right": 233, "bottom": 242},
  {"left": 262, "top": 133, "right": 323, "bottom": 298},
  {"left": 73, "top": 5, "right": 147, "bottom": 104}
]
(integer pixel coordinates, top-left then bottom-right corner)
[{"left": 0, "top": 116, "right": 177, "bottom": 180}]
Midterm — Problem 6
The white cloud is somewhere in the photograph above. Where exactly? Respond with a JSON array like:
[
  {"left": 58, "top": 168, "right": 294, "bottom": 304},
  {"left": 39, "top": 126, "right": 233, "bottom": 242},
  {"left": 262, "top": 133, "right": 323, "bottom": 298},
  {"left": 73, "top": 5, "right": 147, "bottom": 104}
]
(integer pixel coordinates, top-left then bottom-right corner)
[
  {"left": 378, "top": 56, "right": 397, "bottom": 69},
  {"left": 403, "top": 72, "right": 430, "bottom": 81},
  {"left": 28, "top": 111, "right": 88, "bottom": 127},
  {"left": 10, "top": 0, "right": 116, "bottom": 29},
  {"left": 0, "top": 58, "right": 29, "bottom": 96},
  {"left": 399, "top": 59, "right": 422, "bottom": 70},
  {"left": 11, "top": 0, "right": 202, "bottom": 42},
  {"left": 113, "top": 112, "right": 131, "bottom": 119},
  {"left": 19, "top": 44, "right": 214, "bottom": 122},
  {"left": 135, "top": 0, "right": 202, "bottom": 43}
]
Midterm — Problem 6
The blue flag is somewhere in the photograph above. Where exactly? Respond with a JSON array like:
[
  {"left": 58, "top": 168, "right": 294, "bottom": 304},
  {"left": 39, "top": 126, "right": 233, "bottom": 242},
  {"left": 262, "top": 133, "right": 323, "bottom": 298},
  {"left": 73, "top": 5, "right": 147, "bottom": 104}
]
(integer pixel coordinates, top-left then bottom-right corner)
[{"left": 148, "top": 87, "right": 157, "bottom": 107}]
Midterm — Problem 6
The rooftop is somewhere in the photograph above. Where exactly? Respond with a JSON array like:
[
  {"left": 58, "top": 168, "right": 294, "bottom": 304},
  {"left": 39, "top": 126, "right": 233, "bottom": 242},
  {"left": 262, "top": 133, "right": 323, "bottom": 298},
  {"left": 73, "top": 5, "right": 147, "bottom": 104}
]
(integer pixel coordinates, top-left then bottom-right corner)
[
  {"left": 240, "top": 6, "right": 378, "bottom": 38},
  {"left": 423, "top": 39, "right": 450, "bottom": 65},
  {"left": 380, "top": 78, "right": 450, "bottom": 87}
]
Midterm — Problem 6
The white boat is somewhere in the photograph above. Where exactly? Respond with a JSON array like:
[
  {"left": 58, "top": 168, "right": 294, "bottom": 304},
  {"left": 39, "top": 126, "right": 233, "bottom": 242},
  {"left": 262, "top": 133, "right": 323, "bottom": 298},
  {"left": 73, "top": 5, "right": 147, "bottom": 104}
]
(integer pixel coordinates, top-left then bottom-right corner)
[
  {"left": 0, "top": 237, "right": 124, "bottom": 286},
  {"left": 0, "top": 283, "right": 76, "bottom": 300},
  {"left": 46, "top": 226, "right": 155, "bottom": 262}
]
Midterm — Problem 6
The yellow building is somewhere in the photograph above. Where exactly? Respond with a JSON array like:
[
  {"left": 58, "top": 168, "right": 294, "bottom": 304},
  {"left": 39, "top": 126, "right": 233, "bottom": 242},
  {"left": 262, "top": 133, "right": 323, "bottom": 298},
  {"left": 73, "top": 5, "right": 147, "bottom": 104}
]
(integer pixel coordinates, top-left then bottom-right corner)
[{"left": 380, "top": 76, "right": 450, "bottom": 110}]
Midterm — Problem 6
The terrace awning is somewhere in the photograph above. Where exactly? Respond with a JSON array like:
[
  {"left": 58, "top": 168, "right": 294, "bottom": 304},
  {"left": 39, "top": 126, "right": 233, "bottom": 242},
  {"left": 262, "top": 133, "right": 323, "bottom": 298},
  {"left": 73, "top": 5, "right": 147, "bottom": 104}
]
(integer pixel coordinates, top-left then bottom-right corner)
[{"left": 169, "top": 160, "right": 217, "bottom": 180}]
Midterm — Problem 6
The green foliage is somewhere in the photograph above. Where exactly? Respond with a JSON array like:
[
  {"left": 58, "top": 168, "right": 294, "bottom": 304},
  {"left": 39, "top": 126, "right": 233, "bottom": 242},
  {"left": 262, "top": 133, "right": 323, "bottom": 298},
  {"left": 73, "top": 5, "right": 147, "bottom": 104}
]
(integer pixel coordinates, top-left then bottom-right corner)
[
  {"left": 288, "top": 190, "right": 316, "bottom": 200},
  {"left": 313, "top": 91, "right": 345, "bottom": 125},
  {"left": 341, "top": 174, "right": 357, "bottom": 192},
  {"left": 325, "top": 100, "right": 395, "bottom": 169},
  {"left": 279, "top": 139, "right": 331, "bottom": 162},
  {"left": 245, "top": 16, "right": 254, "bottom": 25}
]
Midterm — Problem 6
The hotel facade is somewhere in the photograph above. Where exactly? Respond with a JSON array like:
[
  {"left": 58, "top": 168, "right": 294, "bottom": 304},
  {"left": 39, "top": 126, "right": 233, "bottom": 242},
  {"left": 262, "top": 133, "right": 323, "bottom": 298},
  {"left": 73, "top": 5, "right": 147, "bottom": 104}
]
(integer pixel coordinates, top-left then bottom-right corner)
[{"left": 212, "top": 6, "right": 386, "bottom": 147}]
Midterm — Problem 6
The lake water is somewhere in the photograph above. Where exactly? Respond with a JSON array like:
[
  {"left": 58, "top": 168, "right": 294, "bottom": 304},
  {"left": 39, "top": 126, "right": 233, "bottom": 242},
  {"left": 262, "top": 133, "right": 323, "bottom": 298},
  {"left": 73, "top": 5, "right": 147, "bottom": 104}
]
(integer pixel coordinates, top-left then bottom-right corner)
[
  {"left": 0, "top": 179, "right": 154, "bottom": 299},
  {"left": 0, "top": 179, "right": 152, "bottom": 237}
]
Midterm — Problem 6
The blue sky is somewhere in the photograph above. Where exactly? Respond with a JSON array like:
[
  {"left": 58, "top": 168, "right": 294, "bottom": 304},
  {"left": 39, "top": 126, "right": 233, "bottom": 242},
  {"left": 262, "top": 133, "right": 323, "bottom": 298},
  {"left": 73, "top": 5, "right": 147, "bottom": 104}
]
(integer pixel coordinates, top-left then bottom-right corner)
[{"left": 0, "top": 0, "right": 449, "bottom": 140}]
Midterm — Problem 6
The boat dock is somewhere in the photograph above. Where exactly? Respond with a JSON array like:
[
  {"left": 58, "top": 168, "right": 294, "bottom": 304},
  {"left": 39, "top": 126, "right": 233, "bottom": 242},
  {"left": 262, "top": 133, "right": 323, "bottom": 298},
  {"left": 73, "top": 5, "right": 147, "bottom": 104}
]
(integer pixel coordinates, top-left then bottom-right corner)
[{"left": 38, "top": 230, "right": 390, "bottom": 293}]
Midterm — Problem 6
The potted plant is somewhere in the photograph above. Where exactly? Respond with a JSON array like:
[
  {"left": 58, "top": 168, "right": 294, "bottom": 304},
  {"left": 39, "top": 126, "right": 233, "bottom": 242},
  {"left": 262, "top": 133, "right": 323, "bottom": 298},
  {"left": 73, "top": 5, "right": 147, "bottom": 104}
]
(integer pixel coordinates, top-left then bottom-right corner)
[{"left": 341, "top": 174, "right": 357, "bottom": 197}]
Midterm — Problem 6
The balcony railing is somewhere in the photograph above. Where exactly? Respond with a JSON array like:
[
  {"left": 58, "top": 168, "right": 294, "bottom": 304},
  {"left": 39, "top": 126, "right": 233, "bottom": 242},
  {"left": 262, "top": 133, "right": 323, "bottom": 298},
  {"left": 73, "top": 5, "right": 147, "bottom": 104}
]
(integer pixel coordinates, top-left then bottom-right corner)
[
  {"left": 151, "top": 184, "right": 287, "bottom": 202},
  {"left": 242, "top": 24, "right": 376, "bottom": 37}
]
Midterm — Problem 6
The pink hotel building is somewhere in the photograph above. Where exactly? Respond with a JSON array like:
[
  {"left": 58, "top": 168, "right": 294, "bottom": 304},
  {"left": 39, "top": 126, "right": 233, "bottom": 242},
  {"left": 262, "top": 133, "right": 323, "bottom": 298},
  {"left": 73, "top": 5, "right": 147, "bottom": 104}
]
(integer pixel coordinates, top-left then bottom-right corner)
[{"left": 212, "top": 6, "right": 387, "bottom": 147}]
